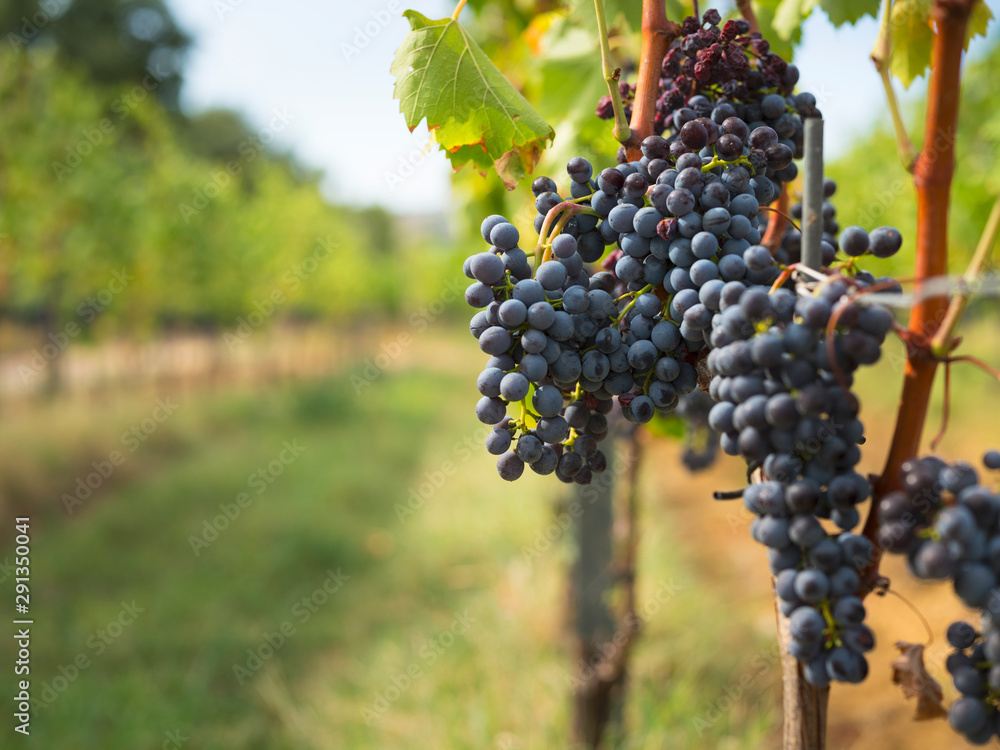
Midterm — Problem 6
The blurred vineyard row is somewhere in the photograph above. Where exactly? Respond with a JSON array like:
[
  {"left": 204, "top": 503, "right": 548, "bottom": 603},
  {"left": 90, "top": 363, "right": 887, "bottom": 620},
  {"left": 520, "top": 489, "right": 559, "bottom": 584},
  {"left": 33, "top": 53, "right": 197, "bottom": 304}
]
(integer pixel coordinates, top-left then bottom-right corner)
[{"left": 0, "top": 1, "right": 461, "bottom": 347}]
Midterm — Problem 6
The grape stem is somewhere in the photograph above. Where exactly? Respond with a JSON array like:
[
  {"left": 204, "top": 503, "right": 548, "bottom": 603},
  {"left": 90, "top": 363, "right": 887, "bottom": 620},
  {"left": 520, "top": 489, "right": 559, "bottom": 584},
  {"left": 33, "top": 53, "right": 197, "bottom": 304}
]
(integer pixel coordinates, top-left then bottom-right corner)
[
  {"left": 534, "top": 201, "right": 587, "bottom": 268},
  {"left": 541, "top": 210, "right": 583, "bottom": 265},
  {"left": 593, "top": 0, "right": 632, "bottom": 144},
  {"left": 700, "top": 154, "right": 752, "bottom": 172},
  {"left": 767, "top": 262, "right": 828, "bottom": 294},
  {"left": 870, "top": 0, "right": 918, "bottom": 171},
  {"left": 818, "top": 599, "right": 837, "bottom": 637},
  {"left": 712, "top": 488, "right": 745, "bottom": 500},
  {"left": 451, "top": 0, "right": 468, "bottom": 21},
  {"left": 758, "top": 205, "right": 801, "bottom": 233},
  {"left": 613, "top": 284, "right": 654, "bottom": 324},
  {"left": 824, "top": 300, "right": 855, "bottom": 393},
  {"left": 518, "top": 398, "right": 540, "bottom": 427},
  {"left": 929, "top": 193, "right": 1000, "bottom": 358}
]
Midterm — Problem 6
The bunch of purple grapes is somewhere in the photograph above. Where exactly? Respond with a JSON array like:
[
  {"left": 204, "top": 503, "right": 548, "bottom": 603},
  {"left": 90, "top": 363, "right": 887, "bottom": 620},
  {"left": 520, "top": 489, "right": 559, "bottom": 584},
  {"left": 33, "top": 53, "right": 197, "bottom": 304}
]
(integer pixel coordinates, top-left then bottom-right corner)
[{"left": 894, "top": 452, "right": 1000, "bottom": 742}]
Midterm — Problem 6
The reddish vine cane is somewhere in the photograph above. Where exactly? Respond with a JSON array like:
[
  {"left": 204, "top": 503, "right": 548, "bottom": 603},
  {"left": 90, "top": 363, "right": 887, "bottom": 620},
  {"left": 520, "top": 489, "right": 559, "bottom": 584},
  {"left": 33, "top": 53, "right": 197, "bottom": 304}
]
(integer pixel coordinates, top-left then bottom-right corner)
[{"left": 860, "top": 0, "right": 978, "bottom": 596}]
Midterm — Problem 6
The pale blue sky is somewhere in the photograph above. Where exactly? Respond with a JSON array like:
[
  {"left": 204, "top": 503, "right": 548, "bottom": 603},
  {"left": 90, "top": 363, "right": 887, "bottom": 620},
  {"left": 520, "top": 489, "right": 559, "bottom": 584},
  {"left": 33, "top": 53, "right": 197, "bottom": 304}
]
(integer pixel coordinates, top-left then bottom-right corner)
[{"left": 164, "top": 0, "right": 997, "bottom": 214}]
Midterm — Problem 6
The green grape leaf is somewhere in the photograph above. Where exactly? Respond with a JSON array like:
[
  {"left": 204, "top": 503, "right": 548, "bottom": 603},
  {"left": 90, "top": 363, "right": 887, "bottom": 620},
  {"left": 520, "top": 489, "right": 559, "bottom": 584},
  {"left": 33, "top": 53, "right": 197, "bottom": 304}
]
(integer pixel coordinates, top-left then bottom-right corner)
[
  {"left": 819, "top": 0, "right": 880, "bottom": 27},
  {"left": 603, "top": 0, "right": 643, "bottom": 29},
  {"left": 752, "top": 0, "right": 801, "bottom": 59},
  {"left": 965, "top": 0, "right": 994, "bottom": 51},
  {"left": 392, "top": 10, "right": 555, "bottom": 189},
  {"left": 448, "top": 142, "right": 494, "bottom": 173},
  {"left": 772, "top": 0, "right": 820, "bottom": 40},
  {"left": 647, "top": 413, "right": 686, "bottom": 440},
  {"left": 663, "top": 0, "right": 689, "bottom": 27},
  {"left": 888, "top": 0, "right": 933, "bottom": 88}
]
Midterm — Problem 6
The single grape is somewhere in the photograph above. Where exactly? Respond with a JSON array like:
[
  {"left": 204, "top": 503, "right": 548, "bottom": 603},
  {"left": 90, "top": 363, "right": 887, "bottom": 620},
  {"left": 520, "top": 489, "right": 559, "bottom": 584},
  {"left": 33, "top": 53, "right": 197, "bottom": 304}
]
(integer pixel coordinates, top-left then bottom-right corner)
[
  {"left": 477, "top": 367, "right": 504, "bottom": 397},
  {"left": 497, "top": 451, "right": 525, "bottom": 481},
  {"left": 485, "top": 427, "right": 512, "bottom": 455},
  {"left": 490, "top": 222, "right": 520, "bottom": 251},
  {"left": 532, "top": 385, "right": 563, "bottom": 418},
  {"left": 868, "top": 226, "right": 903, "bottom": 258},
  {"left": 949, "top": 697, "right": 988, "bottom": 736},
  {"left": 839, "top": 226, "right": 869, "bottom": 257}
]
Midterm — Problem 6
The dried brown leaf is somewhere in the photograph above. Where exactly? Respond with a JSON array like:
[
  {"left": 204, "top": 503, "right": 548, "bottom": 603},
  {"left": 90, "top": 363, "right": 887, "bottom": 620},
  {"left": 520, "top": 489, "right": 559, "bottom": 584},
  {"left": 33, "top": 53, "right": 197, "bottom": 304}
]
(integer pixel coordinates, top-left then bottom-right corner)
[{"left": 891, "top": 641, "right": 947, "bottom": 720}]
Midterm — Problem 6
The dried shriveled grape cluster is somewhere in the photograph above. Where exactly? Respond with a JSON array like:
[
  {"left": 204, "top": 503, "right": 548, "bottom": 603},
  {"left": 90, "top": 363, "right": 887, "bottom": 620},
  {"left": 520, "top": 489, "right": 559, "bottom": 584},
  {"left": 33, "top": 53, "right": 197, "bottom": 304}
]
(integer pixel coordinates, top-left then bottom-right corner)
[{"left": 598, "top": 10, "right": 815, "bottom": 201}]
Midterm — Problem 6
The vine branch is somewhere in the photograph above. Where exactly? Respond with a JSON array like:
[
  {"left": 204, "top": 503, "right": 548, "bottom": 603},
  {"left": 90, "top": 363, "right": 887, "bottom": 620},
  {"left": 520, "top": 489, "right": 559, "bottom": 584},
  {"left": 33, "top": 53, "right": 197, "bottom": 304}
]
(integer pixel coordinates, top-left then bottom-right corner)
[
  {"left": 594, "top": 0, "right": 633, "bottom": 143},
  {"left": 860, "top": 0, "right": 978, "bottom": 595},
  {"left": 871, "top": 0, "right": 918, "bottom": 171},
  {"left": 623, "top": 0, "right": 681, "bottom": 160}
]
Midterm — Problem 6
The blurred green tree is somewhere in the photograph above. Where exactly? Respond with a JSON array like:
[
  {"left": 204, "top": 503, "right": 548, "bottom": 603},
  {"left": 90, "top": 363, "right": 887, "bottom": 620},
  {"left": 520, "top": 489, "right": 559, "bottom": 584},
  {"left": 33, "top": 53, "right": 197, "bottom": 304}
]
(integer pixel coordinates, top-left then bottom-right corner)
[{"left": 1, "top": 0, "right": 189, "bottom": 108}]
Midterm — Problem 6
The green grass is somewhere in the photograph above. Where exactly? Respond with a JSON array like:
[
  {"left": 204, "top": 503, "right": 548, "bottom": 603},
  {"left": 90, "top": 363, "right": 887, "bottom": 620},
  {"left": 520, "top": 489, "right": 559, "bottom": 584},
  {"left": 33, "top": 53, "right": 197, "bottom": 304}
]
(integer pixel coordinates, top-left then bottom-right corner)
[
  {"left": 0, "top": 352, "right": 782, "bottom": 749},
  {"left": 14, "top": 312, "right": 995, "bottom": 748}
]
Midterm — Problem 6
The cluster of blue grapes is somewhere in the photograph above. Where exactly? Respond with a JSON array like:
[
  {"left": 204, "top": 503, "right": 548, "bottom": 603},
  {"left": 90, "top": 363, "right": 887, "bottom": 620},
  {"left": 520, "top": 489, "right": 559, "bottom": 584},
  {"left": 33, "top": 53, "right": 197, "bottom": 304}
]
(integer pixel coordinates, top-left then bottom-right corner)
[
  {"left": 594, "top": 137, "right": 782, "bottom": 296},
  {"left": 946, "top": 602, "right": 1000, "bottom": 743},
  {"left": 874, "top": 452, "right": 1000, "bottom": 740},
  {"left": 465, "top": 211, "right": 615, "bottom": 484},
  {"left": 707, "top": 280, "right": 897, "bottom": 528},
  {"left": 946, "top": 620, "right": 1000, "bottom": 743},
  {"left": 777, "top": 531, "right": 874, "bottom": 685},
  {"left": 463, "top": 121, "right": 801, "bottom": 483},
  {"left": 704, "top": 274, "right": 902, "bottom": 684},
  {"left": 877, "top": 453, "right": 1000, "bottom": 592}
]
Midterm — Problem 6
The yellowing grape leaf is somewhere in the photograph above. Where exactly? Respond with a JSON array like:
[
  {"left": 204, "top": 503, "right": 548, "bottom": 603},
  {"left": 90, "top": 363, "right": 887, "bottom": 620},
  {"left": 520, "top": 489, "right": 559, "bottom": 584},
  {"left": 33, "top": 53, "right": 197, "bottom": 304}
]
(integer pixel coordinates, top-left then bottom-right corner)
[
  {"left": 820, "top": 0, "right": 880, "bottom": 27},
  {"left": 391, "top": 10, "right": 555, "bottom": 189},
  {"left": 752, "top": 0, "right": 801, "bottom": 59},
  {"left": 888, "top": 0, "right": 991, "bottom": 86},
  {"left": 772, "top": 0, "right": 820, "bottom": 40},
  {"left": 889, "top": 0, "right": 933, "bottom": 88},
  {"left": 602, "top": 0, "right": 643, "bottom": 29},
  {"left": 965, "top": 0, "right": 994, "bottom": 51}
]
